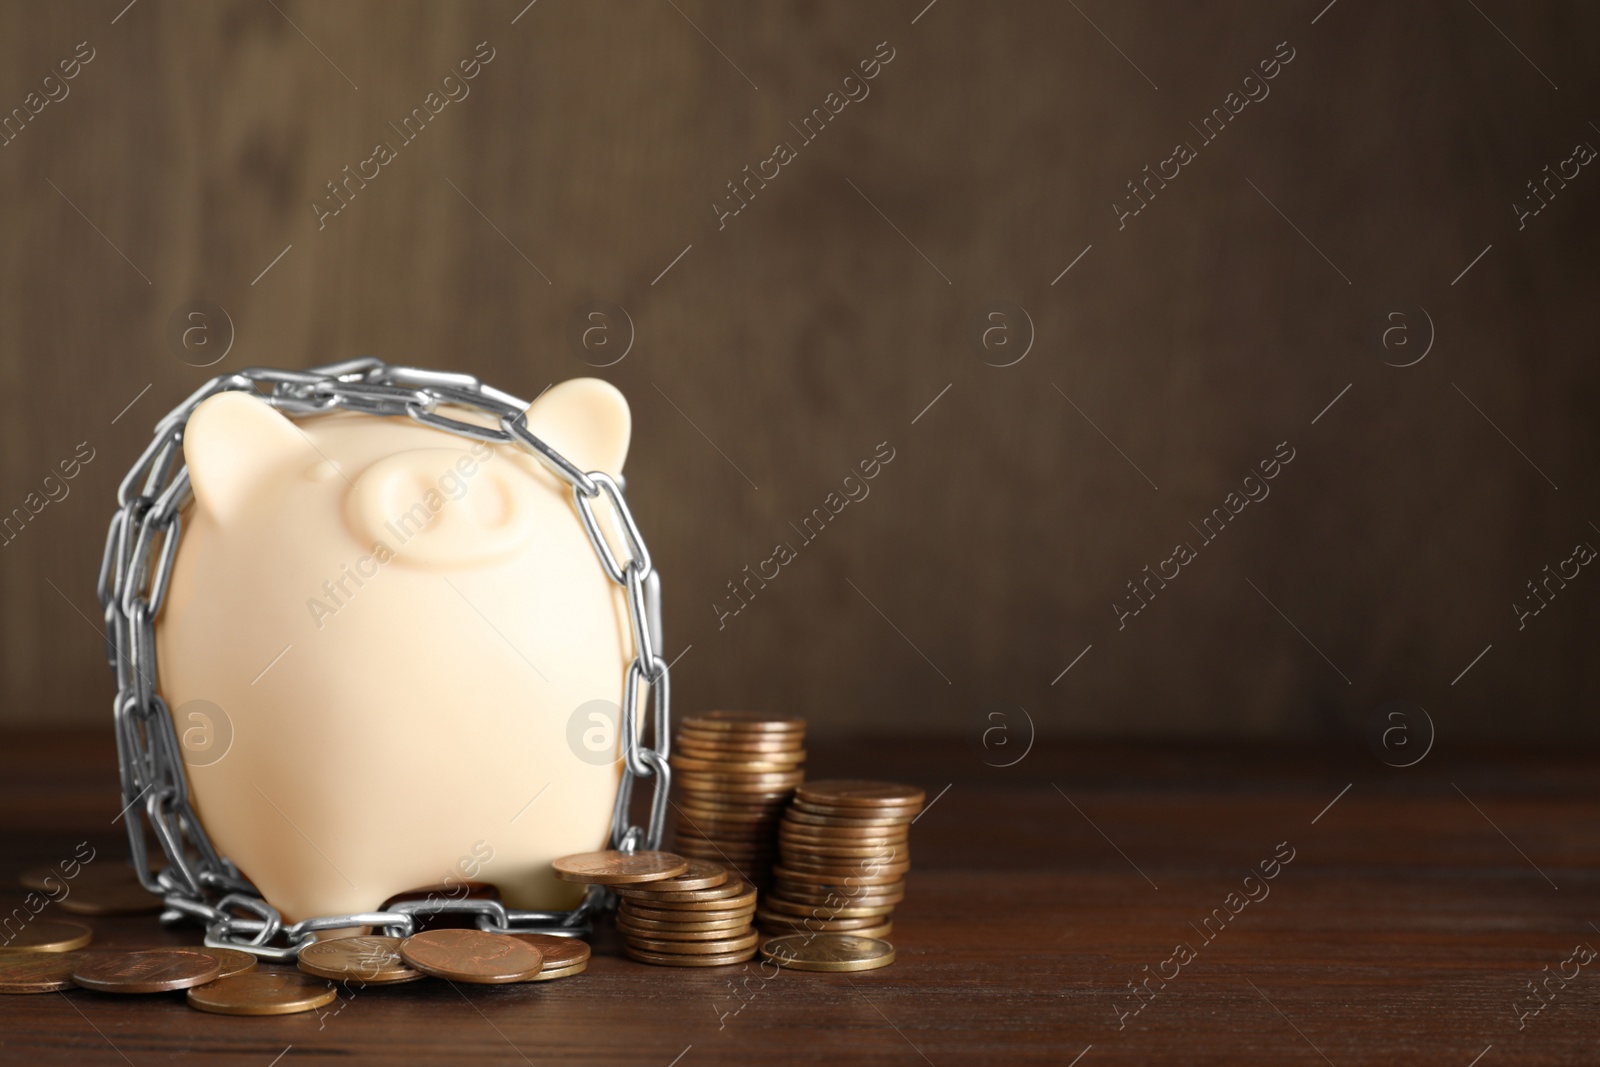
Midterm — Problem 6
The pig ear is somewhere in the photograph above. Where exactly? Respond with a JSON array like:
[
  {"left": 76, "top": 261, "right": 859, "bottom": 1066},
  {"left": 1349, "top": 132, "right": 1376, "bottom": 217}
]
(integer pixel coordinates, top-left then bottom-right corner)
[
  {"left": 183, "top": 392, "right": 309, "bottom": 524},
  {"left": 521, "top": 378, "right": 631, "bottom": 477}
]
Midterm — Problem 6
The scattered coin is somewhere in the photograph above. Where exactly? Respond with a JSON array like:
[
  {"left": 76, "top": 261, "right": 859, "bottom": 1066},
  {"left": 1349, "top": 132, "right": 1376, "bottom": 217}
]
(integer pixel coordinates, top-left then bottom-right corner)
[
  {"left": 298, "top": 935, "right": 422, "bottom": 985},
  {"left": 0, "top": 920, "right": 93, "bottom": 954},
  {"left": 619, "top": 858, "right": 729, "bottom": 893},
  {"left": 399, "top": 929, "right": 544, "bottom": 984},
  {"left": 0, "top": 951, "right": 87, "bottom": 994},
  {"left": 73, "top": 949, "right": 221, "bottom": 993},
  {"left": 187, "top": 970, "right": 339, "bottom": 1016},
  {"left": 761, "top": 934, "right": 896, "bottom": 972},
  {"left": 552, "top": 850, "right": 689, "bottom": 885},
  {"left": 193, "top": 947, "right": 259, "bottom": 980},
  {"left": 511, "top": 935, "right": 590, "bottom": 980}
]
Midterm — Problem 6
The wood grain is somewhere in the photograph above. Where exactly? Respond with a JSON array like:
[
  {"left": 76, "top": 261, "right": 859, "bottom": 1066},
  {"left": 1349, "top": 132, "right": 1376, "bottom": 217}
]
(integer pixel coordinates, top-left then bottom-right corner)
[{"left": 1, "top": 731, "right": 1596, "bottom": 1064}]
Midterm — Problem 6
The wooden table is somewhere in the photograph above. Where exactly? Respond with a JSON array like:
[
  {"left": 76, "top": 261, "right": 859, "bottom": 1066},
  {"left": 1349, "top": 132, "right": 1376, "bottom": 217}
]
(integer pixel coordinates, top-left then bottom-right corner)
[{"left": 2, "top": 731, "right": 1595, "bottom": 1065}]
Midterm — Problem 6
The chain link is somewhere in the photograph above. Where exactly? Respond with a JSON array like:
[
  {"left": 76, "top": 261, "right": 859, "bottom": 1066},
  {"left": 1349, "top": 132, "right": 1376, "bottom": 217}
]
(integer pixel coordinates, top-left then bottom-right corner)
[{"left": 98, "top": 358, "right": 670, "bottom": 959}]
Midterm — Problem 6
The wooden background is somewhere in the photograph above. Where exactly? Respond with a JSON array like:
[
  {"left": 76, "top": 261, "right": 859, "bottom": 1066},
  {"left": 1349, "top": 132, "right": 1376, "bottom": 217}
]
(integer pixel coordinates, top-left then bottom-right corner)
[{"left": 1, "top": 1, "right": 1597, "bottom": 738}]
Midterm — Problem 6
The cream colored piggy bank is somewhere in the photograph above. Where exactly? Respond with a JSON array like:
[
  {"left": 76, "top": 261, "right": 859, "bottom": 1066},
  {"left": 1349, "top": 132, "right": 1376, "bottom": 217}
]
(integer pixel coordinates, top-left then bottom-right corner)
[{"left": 156, "top": 379, "right": 634, "bottom": 924}]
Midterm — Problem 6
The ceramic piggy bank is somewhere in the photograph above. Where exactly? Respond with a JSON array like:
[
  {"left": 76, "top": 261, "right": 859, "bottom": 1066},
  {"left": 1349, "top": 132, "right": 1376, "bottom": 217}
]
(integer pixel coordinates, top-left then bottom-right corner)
[{"left": 155, "top": 378, "right": 634, "bottom": 924}]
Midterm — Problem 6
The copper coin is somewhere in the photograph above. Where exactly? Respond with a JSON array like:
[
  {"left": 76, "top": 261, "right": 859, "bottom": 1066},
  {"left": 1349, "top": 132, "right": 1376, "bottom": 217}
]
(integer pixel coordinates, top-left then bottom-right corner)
[
  {"left": 672, "top": 750, "right": 806, "bottom": 770},
  {"left": 194, "top": 947, "right": 259, "bottom": 980},
  {"left": 0, "top": 920, "right": 93, "bottom": 954},
  {"left": 187, "top": 970, "right": 339, "bottom": 1015},
  {"left": 298, "top": 935, "right": 422, "bottom": 984},
  {"left": 680, "top": 712, "right": 806, "bottom": 732},
  {"left": 784, "top": 809, "right": 915, "bottom": 829},
  {"left": 676, "top": 738, "right": 804, "bottom": 756},
  {"left": 399, "top": 929, "right": 544, "bottom": 984},
  {"left": 73, "top": 949, "right": 221, "bottom": 993},
  {"left": 552, "top": 850, "right": 689, "bottom": 885},
  {"left": 527, "top": 961, "right": 587, "bottom": 981},
  {"left": 624, "top": 944, "right": 757, "bottom": 967},
  {"left": 775, "top": 860, "right": 909, "bottom": 881},
  {"left": 763, "top": 897, "right": 895, "bottom": 920},
  {"left": 780, "top": 824, "right": 909, "bottom": 843},
  {"left": 756, "top": 908, "right": 891, "bottom": 931},
  {"left": 616, "top": 922, "right": 754, "bottom": 943},
  {"left": 760, "top": 933, "right": 895, "bottom": 972},
  {"left": 761, "top": 920, "right": 895, "bottom": 941},
  {"left": 510, "top": 934, "right": 590, "bottom": 974},
  {"left": 615, "top": 908, "right": 752, "bottom": 931},
  {"left": 797, "top": 781, "right": 925, "bottom": 809},
  {"left": 791, "top": 804, "right": 919, "bottom": 823},
  {"left": 624, "top": 930, "right": 759, "bottom": 955},
  {"left": 616, "top": 858, "right": 728, "bottom": 893},
  {"left": 621, "top": 904, "right": 755, "bottom": 924},
  {"left": 615, "top": 878, "right": 754, "bottom": 905},
  {"left": 0, "top": 951, "right": 87, "bottom": 993},
  {"left": 772, "top": 882, "right": 906, "bottom": 905},
  {"left": 781, "top": 840, "right": 909, "bottom": 859}
]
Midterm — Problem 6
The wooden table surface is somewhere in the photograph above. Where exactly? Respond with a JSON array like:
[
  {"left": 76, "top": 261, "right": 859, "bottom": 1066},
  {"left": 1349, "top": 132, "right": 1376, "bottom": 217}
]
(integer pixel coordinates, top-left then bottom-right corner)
[{"left": 1, "top": 731, "right": 1596, "bottom": 1066}]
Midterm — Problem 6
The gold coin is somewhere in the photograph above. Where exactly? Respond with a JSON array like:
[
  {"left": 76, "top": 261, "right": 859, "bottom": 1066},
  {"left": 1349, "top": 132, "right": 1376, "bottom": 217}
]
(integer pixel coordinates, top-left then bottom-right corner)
[
  {"left": 297, "top": 935, "right": 422, "bottom": 984},
  {"left": 680, "top": 712, "right": 806, "bottom": 732},
  {"left": 615, "top": 878, "right": 752, "bottom": 905},
  {"left": 0, "top": 920, "right": 92, "bottom": 954},
  {"left": 552, "top": 850, "right": 688, "bottom": 885},
  {"left": 624, "top": 930, "right": 759, "bottom": 955},
  {"left": 510, "top": 934, "right": 591, "bottom": 974},
  {"left": 615, "top": 858, "right": 728, "bottom": 893},
  {"left": 187, "top": 970, "right": 339, "bottom": 1016},
  {"left": 760, "top": 934, "right": 895, "bottom": 972},
  {"left": 0, "top": 950, "right": 86, "bottom": 993},
  {"left": 796, "top": 781, "right": 924, "bottom": 809},
  {"left": 194, "top": 947, "right": 259, "bottom": 980},
  {"left": 399, "top": 929, "right": 544, "bottom": 984},
  {"left": 624, "top": 944, "right": 757, "bottom": 967},
  {"left": 73, "top": 950, "right": 221, "bottom": 993},
  {"left": 762, "top": 897, "right": 895, "bottom": 920}
]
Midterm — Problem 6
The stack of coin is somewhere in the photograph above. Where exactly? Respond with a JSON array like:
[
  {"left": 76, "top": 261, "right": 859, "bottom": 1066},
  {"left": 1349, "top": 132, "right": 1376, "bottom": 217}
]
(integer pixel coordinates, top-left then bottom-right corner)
[
  {"left": 670, "top": 712, "right": 807, "bottom": 887},
  {"left": 758, "top": 780, "right": 923, "bottom": 941},
  {"left": 612, "top": 859, "right": 759, "bottom": 967}
]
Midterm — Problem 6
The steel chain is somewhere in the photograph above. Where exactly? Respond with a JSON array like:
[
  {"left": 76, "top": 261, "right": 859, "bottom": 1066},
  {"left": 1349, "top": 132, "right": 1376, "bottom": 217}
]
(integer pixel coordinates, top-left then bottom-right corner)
[{"left": 98, "top": 357, "right": 668, "bottom": 961}]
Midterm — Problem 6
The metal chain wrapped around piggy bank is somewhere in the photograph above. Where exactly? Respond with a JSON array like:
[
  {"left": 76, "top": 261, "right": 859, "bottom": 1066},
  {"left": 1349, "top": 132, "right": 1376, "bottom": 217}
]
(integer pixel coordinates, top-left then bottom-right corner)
[{"left": 97, "top": 357, "right": 670, "bottom": 960}]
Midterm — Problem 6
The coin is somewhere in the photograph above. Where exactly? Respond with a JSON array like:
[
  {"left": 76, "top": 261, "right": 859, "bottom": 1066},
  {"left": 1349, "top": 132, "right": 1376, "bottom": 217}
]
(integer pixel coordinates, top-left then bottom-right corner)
[
  {"left": 781, "top": 840, "right": 909, "bottom": 859},
  {"left": 194, "top": 947, "right": 259, "bottom": 980},
  {"left": 0, "top": 951, "right": 86, "bottom": 993},
  {"left": 669, "top": 754, "right": 806, "bottom": 773},
  {"left": 624, "top": 944, "right": 757, "bottom": 967},
  {"left": 761, "top": 934, "right": 896, "bottom": 972},
  {"left": 73, "top": 949, "right": 222, "bottom": 993},
  {"left": 780, "top": 825, "right": 909, "bottom": 843},
  {"left": 763, "top": 897, "right": 896, "bottom": 920},
  {"left": 796, "top": 781, "right": 925, "bottom": 809},
  {"left": 0, "top": 920, "right": 93, "bottom": 954},
  {"left": 187, "top": 970, "right": 339, "bottom": 1016},
  {"left": 616, "top": 922, "right": 756, "bottom": 943},
  {"left": 624, "top": 929, "right": 759, "bottom": 954},
  {"left": 760, "top": 920, "right": 895, "bottom": 940},
  {"left": 399, "top": 929, "right": 544, "bottom": 984},
  {"left": 21, "top": 864, "right": 160, "bottom": 917},
  {"left": 775, "top": 860, "right": 909, "bottom": 882},
  {"left": 771, "top": 883, "right": 906, "bottom": 907},
  {"left": 620, "top": 905, "right": 755, "bottom": 925},
  {"left": 511, "top": 934, "right": 590, "bottom": 979},
  {"left": 756, "top": 908, "right": 891, "bottom": 931},
  {"left": 614, "top": 878, "right": 752, "bottom": 904},
  {"left": 298, "top": 935, "right": 422, "bottom": 985},
  {"left": 681, "top": 712, "right": 806, "bottom": 732},
  {"left": 784, "top": 809, "right": 914, "bottom": 828},
  {"left": 616, "top": 858, "right": 729, "bottom": 893},
  {"left": 615, "top": 910, "right": 753, "bottom": 932},
  {"left": 552, "top": 850, "right": 689, "bottom": 885}
]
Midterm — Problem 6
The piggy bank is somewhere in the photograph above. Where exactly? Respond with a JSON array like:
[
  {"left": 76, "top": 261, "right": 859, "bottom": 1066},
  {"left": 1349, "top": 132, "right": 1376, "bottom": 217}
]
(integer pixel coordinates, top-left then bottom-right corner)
[{"left": 155, "top": 378, "right": 633, "bottom": 924}]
